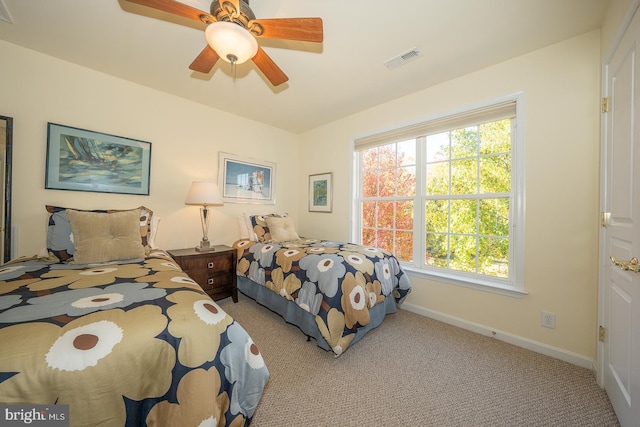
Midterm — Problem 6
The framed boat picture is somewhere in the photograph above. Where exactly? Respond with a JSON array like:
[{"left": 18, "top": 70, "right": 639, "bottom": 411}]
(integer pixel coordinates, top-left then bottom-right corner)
[{"left": 45, "top": 123, "right": 152, "bottom": 195}]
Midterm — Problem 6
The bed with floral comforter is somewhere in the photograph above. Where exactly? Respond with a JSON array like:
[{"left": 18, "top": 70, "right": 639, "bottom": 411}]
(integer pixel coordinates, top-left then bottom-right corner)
[
  {"left": 233, "top": 238, "right": 412, "bottom": 357},
  {"left": 0, "top": 250, "right": 269, "bottom": 427}
]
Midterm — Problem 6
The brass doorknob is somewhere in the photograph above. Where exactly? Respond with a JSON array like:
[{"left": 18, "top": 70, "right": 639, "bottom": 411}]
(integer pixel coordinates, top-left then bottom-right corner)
[{"left": 610, "top": 256, "right": 640, "bottom": 273}]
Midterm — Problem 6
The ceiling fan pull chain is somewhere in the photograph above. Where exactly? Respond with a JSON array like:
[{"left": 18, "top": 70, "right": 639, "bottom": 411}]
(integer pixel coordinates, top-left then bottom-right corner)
[{"left": 227, "top": 54, "right": 238, "bottom": 82}]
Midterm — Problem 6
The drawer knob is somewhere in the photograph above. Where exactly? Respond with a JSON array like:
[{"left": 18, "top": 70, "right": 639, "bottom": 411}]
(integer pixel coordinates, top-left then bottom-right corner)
[
  {"left": 208, "top": 262, "right": 214, "bottom": 269},
  {"left": 208, "top": 278, "right": 214, "bottom": 285}
]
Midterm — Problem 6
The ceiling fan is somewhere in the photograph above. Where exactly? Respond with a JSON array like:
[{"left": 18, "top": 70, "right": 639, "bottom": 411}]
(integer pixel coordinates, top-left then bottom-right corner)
[{"left": 123, "top": 0, "right": 323, "bottom": 86}]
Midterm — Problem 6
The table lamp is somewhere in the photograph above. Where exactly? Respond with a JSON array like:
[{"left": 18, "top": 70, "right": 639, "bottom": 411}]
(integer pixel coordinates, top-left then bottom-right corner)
[{"left": 185, "top": 181, "right": 224, "bottom": 252}]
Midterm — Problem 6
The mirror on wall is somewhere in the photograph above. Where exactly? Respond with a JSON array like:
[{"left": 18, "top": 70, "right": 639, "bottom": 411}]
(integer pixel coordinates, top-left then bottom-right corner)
[{"left": 0, "top": 115, "right": 12, "bottom": 264}]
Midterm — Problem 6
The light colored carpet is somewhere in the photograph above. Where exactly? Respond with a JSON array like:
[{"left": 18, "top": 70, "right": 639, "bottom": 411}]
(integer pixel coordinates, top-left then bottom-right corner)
[{"left": 218, "top": 294, "right": 620, "bottom": 427}]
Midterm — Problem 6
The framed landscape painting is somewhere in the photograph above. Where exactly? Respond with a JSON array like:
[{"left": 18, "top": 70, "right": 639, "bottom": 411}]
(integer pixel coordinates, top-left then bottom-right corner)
[
  {"left": 45, "top": 123, "right": 151, "bottom": 195},
  {"left": 218, "top": 152, "right": 276, "bottom": 204},
  {"left": 309, "top": 172, "right": 332, "bottom": 212}
]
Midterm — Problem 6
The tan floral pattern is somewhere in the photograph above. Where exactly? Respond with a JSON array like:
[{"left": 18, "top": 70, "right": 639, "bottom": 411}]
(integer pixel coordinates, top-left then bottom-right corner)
[
  {"left": 274, "top": 247, "right": 306, "bottom": 272},
  {"left": 315, "top": 308, "right": 355, "bottom": 357},
  {"left": 31, "top": 263, "right": 149, "bottom": 291},
  {"left": 146, "top": 367, "right": 232, "bottom": 427},
  {"left": 0, "top": 307, "right": 173, "bottom": 426},
  {"left": 340, "top": 243, "right": 390, "bottom": 259},
  {"left": 143, "top": 257, "right": 182, "bottom": 272},
  {"left": 338, "top": 250, "right": 375, "bottom": 275},
  {"left": 0, "top": 278, "right": 40, "bottom": 295},
  {"left": 266, "top": 267, "right": 302, "bottom": 300},
  {"left": 0, "top": 251, "right": 268, "bottom": 426},
  {"left": 340, "top": 272, "right": 370, "bottom": 329},
  {"left": 234, "top": 239, "right": 256, "bottom": 261},
  {"left": 166, "top": 290, "right": 234, "bottom": 368},
  {"left": 138, "top": 269, "right": 202, "bottom": 291},
  {"left": 237, "top": 257, "right": 251, "bottom": 275},
  {"left": 304, "top": 245, "right": 340, "bottom": 255},
  {"left": 366, "top": 279, "right": 385, "bottom": 308}
]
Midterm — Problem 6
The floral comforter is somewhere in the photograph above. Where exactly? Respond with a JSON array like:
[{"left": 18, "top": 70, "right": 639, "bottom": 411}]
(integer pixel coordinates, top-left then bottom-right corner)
[
  {"left": 0, "top": 250, "right": 268, "bottom": 427},
  {"left": 233, "top": 238, "right": 412, "bottom": 356}
]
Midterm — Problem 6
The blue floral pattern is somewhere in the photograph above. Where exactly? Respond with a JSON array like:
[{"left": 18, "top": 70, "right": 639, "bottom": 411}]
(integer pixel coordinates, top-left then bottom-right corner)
[
  {"left": 0, "top": 282, "right": 167, "bottom": 323},
  {"left": 0, "top": 260, "right": 49, "bottom": 281},
  {"left": 221, "top": 322, "right": 268, "bottom": 417},
  {"left": 234, "top": 239, "right": 412, "bottom": 356}
]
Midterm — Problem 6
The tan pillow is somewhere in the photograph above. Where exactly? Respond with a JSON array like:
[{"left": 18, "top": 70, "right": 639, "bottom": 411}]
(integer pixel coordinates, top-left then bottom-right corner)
[
  {"left": 107, "top": 206, "right": 155, "bottom": 249},
  {"left": 265, "top": 216, "right": 299, "bottom": 243},
  {"left": 248, "top": 213, "right": 288, "bottom": 242},
  {"left": 67, "top": 209, "right": 146, "bottom": 264}
]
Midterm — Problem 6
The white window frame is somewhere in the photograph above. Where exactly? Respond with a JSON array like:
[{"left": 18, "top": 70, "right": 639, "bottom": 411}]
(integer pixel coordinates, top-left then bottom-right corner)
[{"left": 352, "top": 93, "right": 527, "bottom": 298}]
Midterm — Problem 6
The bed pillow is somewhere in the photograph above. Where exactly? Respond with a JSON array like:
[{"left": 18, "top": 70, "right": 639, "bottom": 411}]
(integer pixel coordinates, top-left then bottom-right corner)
[
  {"left": 46, "top": 205, "right": 106, "bottom": 261},
  {"left": 242, "top": 212, "right": 259, "bottom": 241},
  {"left": 46, "top": 208, "right": 75, "bottom": 260},
  {"left": 238, "top": 215, "right": 250, "bottom": 240},
  {"left": 46, "top": 205, "right": 154, "bottom": 260},
  {"left": 265, "top": 216, "right": 299, "bottom": 243},
  {"left": 149, "top": 215, "right": 160, "bottom": 249},
  {"left": 108, "top": 206, "right": 155, "bottom": 248},
  {"left": 67, "top": 209, "right": 146, "bottom": 264},
  {"left": 247, "top": 213, "right": 288, "bottom": 243}
]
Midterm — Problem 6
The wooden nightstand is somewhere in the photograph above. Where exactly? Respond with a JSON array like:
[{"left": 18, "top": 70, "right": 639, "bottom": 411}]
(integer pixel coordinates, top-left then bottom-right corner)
[{"left": 168, "top": 246, "right": 238, "bottom": 302}]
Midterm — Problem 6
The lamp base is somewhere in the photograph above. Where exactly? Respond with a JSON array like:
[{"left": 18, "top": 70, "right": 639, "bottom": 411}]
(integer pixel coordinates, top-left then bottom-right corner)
[
  {"left": 195, "top": 240, "right": 216, "bottom": 252},
  {"left": 195, "top": 246, "right": 217, "bottom": 252}
]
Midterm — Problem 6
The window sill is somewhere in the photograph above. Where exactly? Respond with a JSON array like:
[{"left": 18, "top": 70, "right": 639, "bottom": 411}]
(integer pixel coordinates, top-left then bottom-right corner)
[{"left": 403, "top": 266, "right": 528, "bottom": 299}]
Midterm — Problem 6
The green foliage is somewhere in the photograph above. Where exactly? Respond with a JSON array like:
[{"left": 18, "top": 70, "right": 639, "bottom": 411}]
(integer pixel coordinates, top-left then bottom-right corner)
[{"left": 361, "top": 119, "right": 512, "bottom": 278}]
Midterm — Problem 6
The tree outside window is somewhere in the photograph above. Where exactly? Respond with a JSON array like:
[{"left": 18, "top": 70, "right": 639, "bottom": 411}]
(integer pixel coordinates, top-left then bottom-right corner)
[{"left": 356, "top": 104, "right": 519, "bottom": 289}]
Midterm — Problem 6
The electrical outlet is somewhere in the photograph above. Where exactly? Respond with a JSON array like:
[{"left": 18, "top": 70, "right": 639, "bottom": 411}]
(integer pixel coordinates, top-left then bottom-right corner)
[{"left": 541, "top": 311, "right": 556, "bottom": 329}]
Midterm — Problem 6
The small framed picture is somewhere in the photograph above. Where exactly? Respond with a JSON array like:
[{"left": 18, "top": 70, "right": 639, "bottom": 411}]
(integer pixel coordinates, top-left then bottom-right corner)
[
  {"left": 218, "top": 152, "right": 276, "bottom": 204},
  {"left": 45, "top": 123, "right": 152, "bottom": 195},
  {"left": 309, "top": 172, "right": 332, "bottom": 213}
]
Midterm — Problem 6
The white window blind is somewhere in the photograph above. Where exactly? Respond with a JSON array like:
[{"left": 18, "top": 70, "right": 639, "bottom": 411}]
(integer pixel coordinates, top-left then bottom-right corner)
[{"left": 354, "top": 100, "right": 516, "bottom": 151}]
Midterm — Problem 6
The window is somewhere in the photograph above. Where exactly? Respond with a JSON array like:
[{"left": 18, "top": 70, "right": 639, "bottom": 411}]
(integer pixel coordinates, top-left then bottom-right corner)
[{"left": 354, "top": 96, "right": 525, "bottom": 294}]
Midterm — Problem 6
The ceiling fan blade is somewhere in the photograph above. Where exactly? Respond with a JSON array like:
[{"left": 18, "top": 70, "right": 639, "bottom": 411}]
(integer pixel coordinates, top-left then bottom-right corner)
[
  {"left": 189, "top": 46, "right": 220, "bottom": 73},
  {"left": 123, "top": 0, "right": 214, "bottom": 23},
  {"left": 252, "top": 47, "right": 289, "bottom": 86},
  {"left": 248, "top": 18, "right": 323, "bottom": 42}
]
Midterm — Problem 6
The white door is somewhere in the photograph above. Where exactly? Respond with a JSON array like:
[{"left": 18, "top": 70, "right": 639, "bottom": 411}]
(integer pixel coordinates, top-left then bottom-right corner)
[{"left": 601, "top": 5, "right": 640, "bottom": 426}]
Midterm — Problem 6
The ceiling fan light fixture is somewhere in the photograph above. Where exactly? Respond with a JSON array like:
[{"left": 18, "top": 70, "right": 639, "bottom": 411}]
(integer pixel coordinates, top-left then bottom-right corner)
[{"left": 205, "top": 21, "right": 258, "bottom": 64}]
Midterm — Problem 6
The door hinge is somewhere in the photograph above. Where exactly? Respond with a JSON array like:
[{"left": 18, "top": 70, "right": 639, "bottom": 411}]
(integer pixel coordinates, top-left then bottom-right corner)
[
  {"left": 602, "top": 97, "right": 609, "bottom": 113},
  {"left": 599, "top": 325, "right": 606, "bottom": 342},
  {"left": 601, "top": 212, "right": 611, "bottom": 227}
]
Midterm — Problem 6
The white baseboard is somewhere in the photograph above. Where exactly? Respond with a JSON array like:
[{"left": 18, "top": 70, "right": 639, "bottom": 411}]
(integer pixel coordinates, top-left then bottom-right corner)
[{"left": 401, "top": 302, "right": 594, "bottom": 370}]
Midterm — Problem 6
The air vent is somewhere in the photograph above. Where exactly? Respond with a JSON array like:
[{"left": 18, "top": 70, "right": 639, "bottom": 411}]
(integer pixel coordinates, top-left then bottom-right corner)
[
  {"left": 384, "top": 48, "right": 422, "bottom": 70},
  {"left": 0, "top": 0, "right": 13, "bottom": 24}
]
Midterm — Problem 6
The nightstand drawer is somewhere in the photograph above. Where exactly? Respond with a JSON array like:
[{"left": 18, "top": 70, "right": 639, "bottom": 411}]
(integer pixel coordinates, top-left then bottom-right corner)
[
  {"left": 178, "top": 255, "right": 233, "bottom": 272},
  {"left": 188, "top": 270, "right": 233, "bottom": 290}
]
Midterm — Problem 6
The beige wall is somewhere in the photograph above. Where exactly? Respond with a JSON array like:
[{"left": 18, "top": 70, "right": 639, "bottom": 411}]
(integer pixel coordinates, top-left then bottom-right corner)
[
  {"left": 0, "top": 40, "right": 299, "bottom": 256},
  {"left": 298, "top": 30, "right": 602, "bottom": 361}
]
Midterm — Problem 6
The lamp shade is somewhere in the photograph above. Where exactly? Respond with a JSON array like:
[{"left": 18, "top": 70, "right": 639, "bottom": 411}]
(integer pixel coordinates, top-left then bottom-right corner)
[
  {"left": 185, "top": 181, "right": 224, "bottom": 206},
  {"left": 205, "top": 21, "right": 258, "bottom": 64}
]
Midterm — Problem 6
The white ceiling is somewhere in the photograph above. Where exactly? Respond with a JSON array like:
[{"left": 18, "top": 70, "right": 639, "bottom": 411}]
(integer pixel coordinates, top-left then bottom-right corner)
[{"left": 0, "top": 0, "right": 609, "bottom": 134}]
